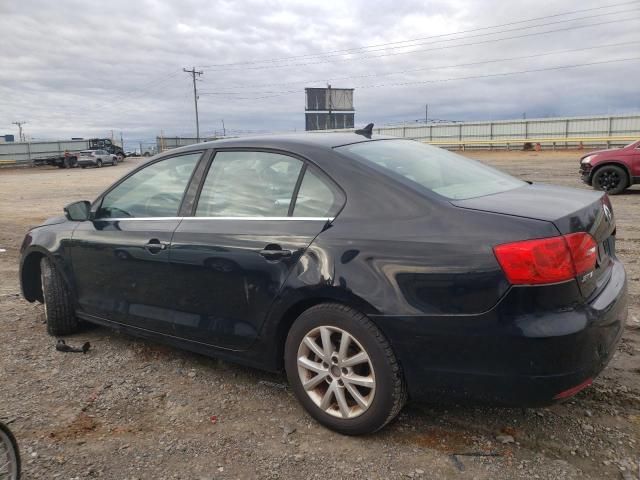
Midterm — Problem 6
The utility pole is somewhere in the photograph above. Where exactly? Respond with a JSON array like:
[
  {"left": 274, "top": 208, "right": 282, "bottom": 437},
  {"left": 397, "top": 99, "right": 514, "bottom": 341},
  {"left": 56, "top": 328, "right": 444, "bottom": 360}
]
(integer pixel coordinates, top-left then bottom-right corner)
[
  {"left": 425, "top": 104, "right": 428, "bottom": 124},
  {"left": 12, "top": 121, "right": 27, "bottom": 142},
  {"left": 221, "top": 119, "right": 226, "bottom": 137},
  {"left": 184, "top": 67, "right": 204, "bottom": 141},
  {"left": 120, "top": 132, "right": 124, "bottom": 150}
]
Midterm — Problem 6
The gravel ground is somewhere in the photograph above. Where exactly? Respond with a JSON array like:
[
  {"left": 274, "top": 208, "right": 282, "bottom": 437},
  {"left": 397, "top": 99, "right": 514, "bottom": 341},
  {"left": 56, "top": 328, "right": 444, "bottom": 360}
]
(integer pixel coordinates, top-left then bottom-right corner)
[{"left": 0, "top": 151, "right": 638, "bottom": 479}]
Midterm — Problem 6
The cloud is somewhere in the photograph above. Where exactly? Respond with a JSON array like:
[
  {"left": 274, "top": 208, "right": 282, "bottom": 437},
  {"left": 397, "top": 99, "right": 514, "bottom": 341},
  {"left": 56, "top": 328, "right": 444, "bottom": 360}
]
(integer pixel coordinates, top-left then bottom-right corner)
[{"left": 0, "top": 0, "right": 638, "bottom": 147}]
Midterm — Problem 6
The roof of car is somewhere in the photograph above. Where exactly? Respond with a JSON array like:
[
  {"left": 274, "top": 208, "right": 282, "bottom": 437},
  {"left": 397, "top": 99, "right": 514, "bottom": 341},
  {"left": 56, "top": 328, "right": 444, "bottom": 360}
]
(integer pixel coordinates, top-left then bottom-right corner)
[{"left": 165, "top": 131, "right": 400, "bottom": 155}]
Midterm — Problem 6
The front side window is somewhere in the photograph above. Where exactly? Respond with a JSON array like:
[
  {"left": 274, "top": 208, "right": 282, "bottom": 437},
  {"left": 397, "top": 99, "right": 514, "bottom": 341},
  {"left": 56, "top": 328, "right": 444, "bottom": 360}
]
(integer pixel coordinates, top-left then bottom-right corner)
[
  {"left": 336, "top": 140, "right": 525, "bottom": 200},
  {"left": 196, "top": 151, "right": 302, "bottom": 217},
  {"left": 293, "top": 168, "right": 344, "bottom": 217},
  {"left": 97, "top": 152, "right": 201, "bottom": 218}
]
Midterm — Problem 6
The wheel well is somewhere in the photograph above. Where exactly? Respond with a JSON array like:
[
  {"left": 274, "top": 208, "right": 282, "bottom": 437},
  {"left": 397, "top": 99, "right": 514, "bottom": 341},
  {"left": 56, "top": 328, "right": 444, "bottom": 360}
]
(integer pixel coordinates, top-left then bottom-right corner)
[
  {"left": 21, "top": 252, "right": 45, "bottom": 302},
  {"left": 591, "top": 162, "right": 631, "bottom": 185}
]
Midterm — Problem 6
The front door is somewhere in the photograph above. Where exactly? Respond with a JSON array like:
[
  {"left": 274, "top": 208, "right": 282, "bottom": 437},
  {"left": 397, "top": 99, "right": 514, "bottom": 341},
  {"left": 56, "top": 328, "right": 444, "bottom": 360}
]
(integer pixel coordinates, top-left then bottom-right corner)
[
  {"left": 168, "top": 150, "right": 345, "bottom": 349},
  {"left": 70, "top": 152, "right": 203, "bottom": 332}
]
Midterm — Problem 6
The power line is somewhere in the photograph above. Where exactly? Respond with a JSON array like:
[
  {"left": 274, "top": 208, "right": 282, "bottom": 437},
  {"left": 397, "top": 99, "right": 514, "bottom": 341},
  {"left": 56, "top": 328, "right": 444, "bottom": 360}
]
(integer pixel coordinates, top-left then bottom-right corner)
[
  {"left": 199, "top": 1, "right": 640, "bottom": 67},
  {"left": 89, "top": 70, "right": 182, "bottom": 111},
  {"left": 198, "top": 40, "right": 640, "bottom": 94},
  {"left": 198, "top": 4, "right": 637, "bottom": 71},
  {"left": 201, "top": 14, "right": 640, "bottom": 71},
  {"left": 183, "top": 67, "right": 204, "bottom": 141},
  {"left": 198, "top": 56, "right": 640, "bottom": 101}
]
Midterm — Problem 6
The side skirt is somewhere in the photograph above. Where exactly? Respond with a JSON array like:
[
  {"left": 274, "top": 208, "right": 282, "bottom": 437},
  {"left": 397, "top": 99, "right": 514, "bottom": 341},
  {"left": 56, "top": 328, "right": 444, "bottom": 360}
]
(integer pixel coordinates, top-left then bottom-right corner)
[{"left": 76, "top": 312, "right": 278, "bottom": 373}]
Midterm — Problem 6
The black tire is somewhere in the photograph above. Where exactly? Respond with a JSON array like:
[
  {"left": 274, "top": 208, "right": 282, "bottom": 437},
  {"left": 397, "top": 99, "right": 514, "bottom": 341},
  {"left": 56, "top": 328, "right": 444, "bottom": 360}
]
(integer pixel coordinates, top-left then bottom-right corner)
[
  {"left": 0, "top": 421, "right": 21, "bottom": 480},
  {"left": 40, "top": 257, "right": 78, "bottom": 336},
  {"left": 592, "top": 165, "right": 628, "bottom": 195},
  {"left": 285, "top": 303, "right": 407, "bottom": 435},
  {"left": 96, "top": 159, "right": 103, "bottom": 168},
  {"left": 81, "top": 165, "right": 86, "bottom": 169}
]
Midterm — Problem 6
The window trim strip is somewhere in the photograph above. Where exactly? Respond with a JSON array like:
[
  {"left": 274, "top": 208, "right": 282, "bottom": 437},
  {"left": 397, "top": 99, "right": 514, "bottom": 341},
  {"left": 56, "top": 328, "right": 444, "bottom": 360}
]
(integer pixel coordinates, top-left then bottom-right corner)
[{"left": 97, "top": 216, "right": 334, "bottom": 221}]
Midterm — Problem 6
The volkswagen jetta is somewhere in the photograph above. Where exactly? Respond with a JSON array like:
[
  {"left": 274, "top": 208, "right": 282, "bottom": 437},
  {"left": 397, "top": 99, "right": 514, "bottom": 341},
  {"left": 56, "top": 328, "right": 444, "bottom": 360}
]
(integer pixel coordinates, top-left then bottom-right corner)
[{"left": 19, "top": 131, "right": 627, "bottom": 435}]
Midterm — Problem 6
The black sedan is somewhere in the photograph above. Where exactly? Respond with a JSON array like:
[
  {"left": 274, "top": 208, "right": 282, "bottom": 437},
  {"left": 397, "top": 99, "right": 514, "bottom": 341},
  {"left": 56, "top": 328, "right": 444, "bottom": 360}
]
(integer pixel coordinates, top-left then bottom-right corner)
[{"left": 19, "top": 131, "right": 627, "bottom": 435}]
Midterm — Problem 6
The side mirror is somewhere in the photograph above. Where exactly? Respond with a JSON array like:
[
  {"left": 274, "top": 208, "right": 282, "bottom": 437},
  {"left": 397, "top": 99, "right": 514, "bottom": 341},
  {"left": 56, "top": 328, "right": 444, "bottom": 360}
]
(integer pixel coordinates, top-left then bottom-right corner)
[{"left": 64, "top": 201, "right": 92, "bottom": 221}]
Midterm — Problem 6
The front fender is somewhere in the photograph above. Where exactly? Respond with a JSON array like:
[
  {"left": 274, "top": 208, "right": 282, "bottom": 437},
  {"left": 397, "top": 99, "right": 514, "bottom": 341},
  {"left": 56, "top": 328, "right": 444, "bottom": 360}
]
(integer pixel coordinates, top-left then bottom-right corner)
[{"left": 19, "top": 222, "right": 78, "bottom": 302}]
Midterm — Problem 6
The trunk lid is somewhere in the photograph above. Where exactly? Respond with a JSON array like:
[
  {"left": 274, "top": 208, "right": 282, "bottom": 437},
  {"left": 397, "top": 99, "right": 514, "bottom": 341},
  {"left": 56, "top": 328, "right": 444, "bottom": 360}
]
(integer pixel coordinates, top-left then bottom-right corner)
[{"left": 452, "top": 183, "right": 616, "bottom": 299}]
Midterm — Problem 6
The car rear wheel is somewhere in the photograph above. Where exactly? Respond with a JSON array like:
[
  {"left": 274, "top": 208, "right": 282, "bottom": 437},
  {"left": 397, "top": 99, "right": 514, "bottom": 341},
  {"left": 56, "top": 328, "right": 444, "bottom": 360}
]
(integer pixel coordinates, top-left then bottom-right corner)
[
  {"left": 592, "top": 165, "right": 628, "bottom": 195},
  {"left": 0, "top": 422, "right": 20, "bottom": 480},
  {"left": 285, "top": 303, "right": 407, "bottom": 435},
  {"left": 40, "top": 257, "right": 78, "bottom": 336},
  {"left": 96, "top": 159, "right": 103, "bottom": 168}
]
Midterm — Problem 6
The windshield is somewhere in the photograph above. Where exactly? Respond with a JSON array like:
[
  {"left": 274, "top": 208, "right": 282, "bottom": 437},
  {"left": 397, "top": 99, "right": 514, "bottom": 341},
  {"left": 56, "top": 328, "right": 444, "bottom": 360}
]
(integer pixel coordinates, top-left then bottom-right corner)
[{"left": 336, "top": 139, "right": 525, "bottom": 200}]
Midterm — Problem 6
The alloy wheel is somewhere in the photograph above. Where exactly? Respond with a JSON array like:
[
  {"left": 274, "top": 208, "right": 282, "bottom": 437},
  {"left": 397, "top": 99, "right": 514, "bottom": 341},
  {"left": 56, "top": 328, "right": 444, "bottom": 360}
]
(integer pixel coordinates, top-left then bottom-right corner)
[
  {"left": 598, "top": 170, "right": 620, "bottom": 191},
  {"left": 297, "top": 326, "right": 376, "bottom": 419}
]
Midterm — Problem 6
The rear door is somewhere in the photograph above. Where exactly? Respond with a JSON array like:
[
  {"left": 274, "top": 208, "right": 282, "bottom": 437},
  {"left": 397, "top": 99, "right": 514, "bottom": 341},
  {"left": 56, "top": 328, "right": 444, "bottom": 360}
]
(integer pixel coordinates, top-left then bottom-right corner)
[
  {"left": 70, "top": 152, "right": 204, "bottom": 330},
  {"left": 168, "top": 149, "right": 345, "bottom": 349}
]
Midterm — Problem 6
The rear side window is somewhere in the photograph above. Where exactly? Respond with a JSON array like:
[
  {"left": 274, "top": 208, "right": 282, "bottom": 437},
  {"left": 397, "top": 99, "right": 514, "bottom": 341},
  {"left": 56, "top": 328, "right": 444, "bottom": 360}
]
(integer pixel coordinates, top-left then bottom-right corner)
[
  {"left": 336, "top": 139, "right": 525, "bottom": 200},
  {"left": 97, "top": 153, "right": 201, "bottom": 218},
  {"left": 293, "top": 168, "right": 344, "bottom": 217},
  {"left": 196, "top": 151, "right": 302, "bottom": 217}
]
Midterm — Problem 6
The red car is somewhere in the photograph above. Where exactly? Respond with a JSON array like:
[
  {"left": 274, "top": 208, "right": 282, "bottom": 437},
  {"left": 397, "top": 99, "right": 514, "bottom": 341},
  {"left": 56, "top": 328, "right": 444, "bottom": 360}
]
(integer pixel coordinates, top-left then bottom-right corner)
[{"left": 580, "top": 140, "right": 640, "bottom": 194}]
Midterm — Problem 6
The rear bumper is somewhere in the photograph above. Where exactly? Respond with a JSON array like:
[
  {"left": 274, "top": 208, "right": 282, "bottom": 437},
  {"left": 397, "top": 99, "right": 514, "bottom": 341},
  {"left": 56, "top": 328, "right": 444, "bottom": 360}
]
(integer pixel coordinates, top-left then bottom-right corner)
[{"left": 372, "top": 259, "right": 627, "bottom": 406}]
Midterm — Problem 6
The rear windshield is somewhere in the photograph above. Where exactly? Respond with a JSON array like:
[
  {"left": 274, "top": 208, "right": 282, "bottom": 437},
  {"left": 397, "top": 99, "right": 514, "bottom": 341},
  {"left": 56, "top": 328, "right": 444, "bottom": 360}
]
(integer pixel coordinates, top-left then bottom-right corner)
[{"left": 335, "top": 139, "right": 525, "bottom": 200}]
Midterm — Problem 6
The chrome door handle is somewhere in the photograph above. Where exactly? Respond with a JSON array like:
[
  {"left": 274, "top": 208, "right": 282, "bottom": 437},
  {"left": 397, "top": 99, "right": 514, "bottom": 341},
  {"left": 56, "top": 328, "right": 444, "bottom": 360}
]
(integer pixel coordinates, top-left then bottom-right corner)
[
  {"left": 144, "top": 239, "right": 168, "bottom": 254},
  {"left": 259, "top": 248, "right": 292, "bottom": 259}
]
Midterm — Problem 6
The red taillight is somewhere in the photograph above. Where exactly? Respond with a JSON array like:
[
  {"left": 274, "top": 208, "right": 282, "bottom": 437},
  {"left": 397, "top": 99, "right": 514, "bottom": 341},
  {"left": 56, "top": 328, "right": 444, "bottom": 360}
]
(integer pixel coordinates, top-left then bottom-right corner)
[
  {"left": 565, "top": 232, "right": 597, "bottom": 276},
  {"left": 493, "top": 232, "right": 597, "bottom": 285}
]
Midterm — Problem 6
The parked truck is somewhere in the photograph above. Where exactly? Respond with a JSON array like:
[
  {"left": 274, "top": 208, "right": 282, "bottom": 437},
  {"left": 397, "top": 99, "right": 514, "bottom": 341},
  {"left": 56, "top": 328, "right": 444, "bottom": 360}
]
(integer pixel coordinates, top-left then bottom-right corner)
[{"left": 0, "top": 138, "right": 125, "bottom": 168}]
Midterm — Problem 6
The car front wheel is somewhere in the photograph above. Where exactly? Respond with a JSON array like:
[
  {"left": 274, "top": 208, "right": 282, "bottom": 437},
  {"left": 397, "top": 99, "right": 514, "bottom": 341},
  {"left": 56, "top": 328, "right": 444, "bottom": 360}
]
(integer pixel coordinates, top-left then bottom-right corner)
[
  {"left": 40, "top": 257, "right": 78, "bottom": 336},
  {"left": 285, "top": 303, "right": 407, "bottom": 435},
  {"left": 592, "top": 165, "right": 628, "bottom": 195},
  {"left": 0, "top": 422, "right": 20, "bottom": 480}
]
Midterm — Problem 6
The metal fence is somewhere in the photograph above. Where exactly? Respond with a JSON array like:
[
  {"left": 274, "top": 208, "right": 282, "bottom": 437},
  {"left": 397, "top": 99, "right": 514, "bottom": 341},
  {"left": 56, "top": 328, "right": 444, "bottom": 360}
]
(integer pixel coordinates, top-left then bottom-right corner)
[
  {"left": 374, "top": 114, "right": 640, "bottom": 149},
  {"left": 157, "top": 114, "right": 640, "bottom": 152}
]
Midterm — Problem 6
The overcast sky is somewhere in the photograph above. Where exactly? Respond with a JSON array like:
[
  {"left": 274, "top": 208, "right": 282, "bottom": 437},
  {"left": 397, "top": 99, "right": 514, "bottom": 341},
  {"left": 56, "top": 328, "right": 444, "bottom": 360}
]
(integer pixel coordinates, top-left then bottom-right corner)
[{"left": 1, "top": 0, "right": 639, "bottom": 147}]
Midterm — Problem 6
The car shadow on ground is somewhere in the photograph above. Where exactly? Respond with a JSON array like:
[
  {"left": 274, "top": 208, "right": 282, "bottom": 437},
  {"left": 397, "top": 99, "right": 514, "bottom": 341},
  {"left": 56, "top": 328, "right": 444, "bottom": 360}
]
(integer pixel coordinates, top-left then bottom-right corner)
[{"left": 67, "top": 321, "right": 607, "bottom": 455}]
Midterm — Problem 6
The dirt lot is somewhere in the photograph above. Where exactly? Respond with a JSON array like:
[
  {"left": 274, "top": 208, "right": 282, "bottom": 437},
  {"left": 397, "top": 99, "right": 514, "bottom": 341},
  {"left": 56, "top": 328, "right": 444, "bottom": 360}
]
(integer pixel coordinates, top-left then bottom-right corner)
[{"left": 0, "top": 151, "right": 638, "bottom": 479}]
